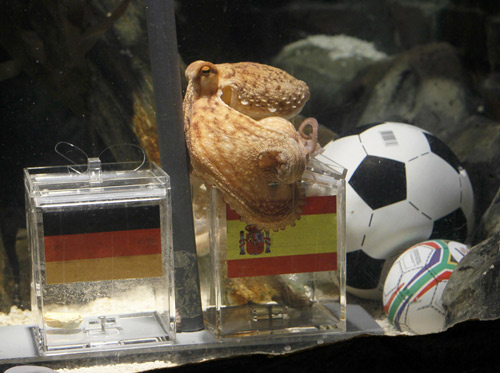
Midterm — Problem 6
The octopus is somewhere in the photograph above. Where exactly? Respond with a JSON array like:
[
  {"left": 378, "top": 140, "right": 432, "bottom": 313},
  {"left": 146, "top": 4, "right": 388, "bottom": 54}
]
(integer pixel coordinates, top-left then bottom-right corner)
[
  {"left": 216, "top": 62, "right": 310, "bottom": 120},
  {"left": 227, "top": 276, "right": 312, "bottom": 308},
  {"left": 183, "top": 60, "right": 319, "bottom": 231},
  {"left": 44, "top": 312, "right": 83, "bottom": 329}
]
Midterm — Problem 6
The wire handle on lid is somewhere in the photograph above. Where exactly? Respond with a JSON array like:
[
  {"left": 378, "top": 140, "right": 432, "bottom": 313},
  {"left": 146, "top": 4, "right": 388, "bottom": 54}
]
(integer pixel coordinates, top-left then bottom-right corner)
[{"left": 54, "top": 141, "right": 147, "bottom": 178}]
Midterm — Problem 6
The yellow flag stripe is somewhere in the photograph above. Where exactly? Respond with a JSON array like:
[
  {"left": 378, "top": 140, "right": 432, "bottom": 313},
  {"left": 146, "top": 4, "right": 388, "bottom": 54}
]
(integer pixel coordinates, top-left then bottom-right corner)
[
  {"left": 45, "top": 254, "right": 163, "bottom": 284},
  {"left": 227, "top": 213, "right": 337, "bottom": 260}
]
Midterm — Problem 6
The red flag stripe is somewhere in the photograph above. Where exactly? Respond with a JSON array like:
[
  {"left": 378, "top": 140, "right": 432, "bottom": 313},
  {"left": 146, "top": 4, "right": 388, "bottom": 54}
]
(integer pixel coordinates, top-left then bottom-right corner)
[
  {"left": 300, "top": 195, "right": 337, "bottom": 215},
  {"left": 227, "top": 252, "right": 337, "bottom": 278},
  {"left": 226, "top": 195, "right": 336, "bottom": 221},
  {"left": 44, "top": 228, "right": 161, "bottom": 262},
  {"left": 414, "top": 271, "right": 452, "bottom": 301}
]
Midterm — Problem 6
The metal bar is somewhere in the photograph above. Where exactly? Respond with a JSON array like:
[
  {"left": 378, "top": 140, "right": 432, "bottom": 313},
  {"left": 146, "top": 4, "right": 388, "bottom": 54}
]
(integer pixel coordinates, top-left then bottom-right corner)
[{"left": 145, "top": 0, "right": 203, "bottom": 332}]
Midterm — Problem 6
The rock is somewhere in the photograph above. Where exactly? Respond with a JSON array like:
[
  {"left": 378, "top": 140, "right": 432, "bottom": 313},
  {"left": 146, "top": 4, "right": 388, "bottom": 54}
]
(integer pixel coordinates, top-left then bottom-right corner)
[
  {"left": 273, "top": 34, "right": 387, "bottom": 83},
  {"left": 277, "top": 1, "right": 396, "bottom": 51},
  {"left": 446, "top": 115, "right": 500, "bottom": 222},
  {"left": 272, "top": 34, "right": 388, "bottom": 129},
  {"left": 475, "top": 186, "right": 500, "bottom": 243},
  {"left": 337, "top": 42, "right": 477, "bottom": 140},
  {"left": 442, "top": 230, "right": 500, "bottom": 328},
  {"left": 276, "top": 41, "right": 464, "bottom": 135}
]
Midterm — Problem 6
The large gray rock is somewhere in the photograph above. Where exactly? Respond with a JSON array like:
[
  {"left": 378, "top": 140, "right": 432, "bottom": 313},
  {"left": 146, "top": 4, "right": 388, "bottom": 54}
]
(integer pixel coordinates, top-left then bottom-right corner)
[
  {"left": 274, "top": 40, "right": 482, "bottom": 143},
  {"left": 442, "top": 230, "right": 500, "bottom": 327},
  {"left": 272, "top": 34, "right": 388, "bottom": 127},
  {"left": 338, "top": 42, "right": 477, "bottom": 141}
]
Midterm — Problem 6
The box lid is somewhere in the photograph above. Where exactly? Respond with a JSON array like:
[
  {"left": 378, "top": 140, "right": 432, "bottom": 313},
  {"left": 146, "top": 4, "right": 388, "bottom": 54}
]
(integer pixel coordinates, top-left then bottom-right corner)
[{"left": 24, "top": 161, "right": 169, "bottom": 207}]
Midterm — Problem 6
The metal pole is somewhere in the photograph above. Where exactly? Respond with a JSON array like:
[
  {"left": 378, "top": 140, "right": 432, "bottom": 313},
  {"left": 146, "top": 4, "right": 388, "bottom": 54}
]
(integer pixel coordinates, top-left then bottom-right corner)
[{"left": 145, "top": 0, "right": 203, "bottom": 332}]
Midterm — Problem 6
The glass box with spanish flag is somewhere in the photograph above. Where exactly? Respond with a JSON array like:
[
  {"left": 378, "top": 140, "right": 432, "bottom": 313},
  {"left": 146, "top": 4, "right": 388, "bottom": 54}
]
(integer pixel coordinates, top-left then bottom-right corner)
[
  {"left": 200, "top": 157, "right": 347, "bottom": 339},
  {"left": 24, "top": 160, "right": 175, "bottom": 355}
]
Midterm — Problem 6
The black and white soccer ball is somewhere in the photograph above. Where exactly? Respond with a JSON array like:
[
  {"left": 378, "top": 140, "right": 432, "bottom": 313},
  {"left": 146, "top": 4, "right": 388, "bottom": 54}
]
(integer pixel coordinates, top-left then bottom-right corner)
[{"left": 319, "top": 122, "right": 474, "bottom": 299}]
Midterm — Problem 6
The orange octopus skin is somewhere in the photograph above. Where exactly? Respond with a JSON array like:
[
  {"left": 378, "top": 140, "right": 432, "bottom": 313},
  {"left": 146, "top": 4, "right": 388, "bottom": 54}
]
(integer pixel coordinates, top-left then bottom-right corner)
[
  {"left": 216, "top": 62, "right": 310, "bottom": 120},
  {"left": 184, "top": 61, "right": 315, "bottom": 231}
]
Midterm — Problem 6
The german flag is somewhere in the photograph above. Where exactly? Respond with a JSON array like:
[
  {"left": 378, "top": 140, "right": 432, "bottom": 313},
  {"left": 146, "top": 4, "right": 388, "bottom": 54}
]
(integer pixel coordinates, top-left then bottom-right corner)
[
  {"left": 43, "top": 205, "right": 163, "bottom": 284},
  {"left": 226, "top": 195, "right": 337, "bottom": 278}
]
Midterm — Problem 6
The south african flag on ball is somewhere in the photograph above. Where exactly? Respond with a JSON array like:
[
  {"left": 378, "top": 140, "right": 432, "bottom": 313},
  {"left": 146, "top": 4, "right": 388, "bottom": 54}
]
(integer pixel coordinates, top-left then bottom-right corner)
[{"left": 382, "top": 239, "right": 469, "bottom": 335}]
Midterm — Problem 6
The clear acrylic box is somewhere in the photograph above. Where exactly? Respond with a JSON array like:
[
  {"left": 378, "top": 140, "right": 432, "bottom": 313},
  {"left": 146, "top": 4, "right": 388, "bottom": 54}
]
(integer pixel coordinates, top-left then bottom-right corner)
[
  {"left": 200, "top": 158, "right": 347, "bottom": 339},
  {"left": 24, "top": 160, "right": 175, "bottom": 355}
]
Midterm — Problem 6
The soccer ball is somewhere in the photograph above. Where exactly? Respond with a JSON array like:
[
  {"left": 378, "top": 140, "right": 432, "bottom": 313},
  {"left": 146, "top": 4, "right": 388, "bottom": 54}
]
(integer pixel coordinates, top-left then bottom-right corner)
[
  {"left": 317, "top": 122, "right": 474, "bottom": 299},
  {"left": 383, "top": 239, "right": 469, "bottom": 334}
]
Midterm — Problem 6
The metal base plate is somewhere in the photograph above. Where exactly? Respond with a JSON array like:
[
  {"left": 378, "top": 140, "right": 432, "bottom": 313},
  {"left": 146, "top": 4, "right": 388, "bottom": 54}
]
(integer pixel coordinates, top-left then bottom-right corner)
[
  {"left": 38, "top": 312, "right": 171, "bottom": 355},
  {"left": 0, "top": 304, "right": 382, "bottom": 368}
]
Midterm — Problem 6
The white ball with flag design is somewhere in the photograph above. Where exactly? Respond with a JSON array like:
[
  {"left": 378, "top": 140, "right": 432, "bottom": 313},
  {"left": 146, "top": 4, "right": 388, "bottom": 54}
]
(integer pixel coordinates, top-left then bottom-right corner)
[{"left": 382, "top": 239, "right": 469, "bottom": 335}]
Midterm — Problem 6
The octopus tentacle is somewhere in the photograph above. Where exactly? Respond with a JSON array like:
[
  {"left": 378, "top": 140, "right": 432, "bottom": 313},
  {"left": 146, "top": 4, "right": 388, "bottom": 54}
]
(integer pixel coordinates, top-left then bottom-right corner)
[{"left": 298, "top": 117, "right": 322, "bottom": 158}]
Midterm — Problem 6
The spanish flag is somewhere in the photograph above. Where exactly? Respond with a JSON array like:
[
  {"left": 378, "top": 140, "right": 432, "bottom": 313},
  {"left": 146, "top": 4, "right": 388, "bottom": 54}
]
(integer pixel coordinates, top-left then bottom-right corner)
[
  {"left": 43, "top": 205, "right": 163, "bottom": 284},
  {"left": 226, "top": 195, "right": 337, "bottom": 278}
]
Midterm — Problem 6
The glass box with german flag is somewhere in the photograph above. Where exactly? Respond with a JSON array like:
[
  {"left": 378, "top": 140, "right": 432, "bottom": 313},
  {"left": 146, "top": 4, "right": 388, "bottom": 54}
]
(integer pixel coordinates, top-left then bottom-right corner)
[
  {"left": 201, "top": 157, "right": 346, "bottom": 339},
  {"left": 24, "top": 161, "right": 175, "bottom": 355}
]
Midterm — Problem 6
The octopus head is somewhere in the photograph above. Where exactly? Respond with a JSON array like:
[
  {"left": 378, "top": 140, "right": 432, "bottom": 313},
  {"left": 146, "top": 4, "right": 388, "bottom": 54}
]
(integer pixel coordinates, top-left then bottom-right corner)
[{"left": 186, "top": 60, "right": 219, "bottom": 97}]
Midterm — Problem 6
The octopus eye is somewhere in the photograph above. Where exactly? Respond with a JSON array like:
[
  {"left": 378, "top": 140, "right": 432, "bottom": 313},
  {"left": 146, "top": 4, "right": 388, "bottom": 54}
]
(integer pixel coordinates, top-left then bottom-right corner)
[{"left": 201, "top": 66, "right": 211, "bottom": 76}]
